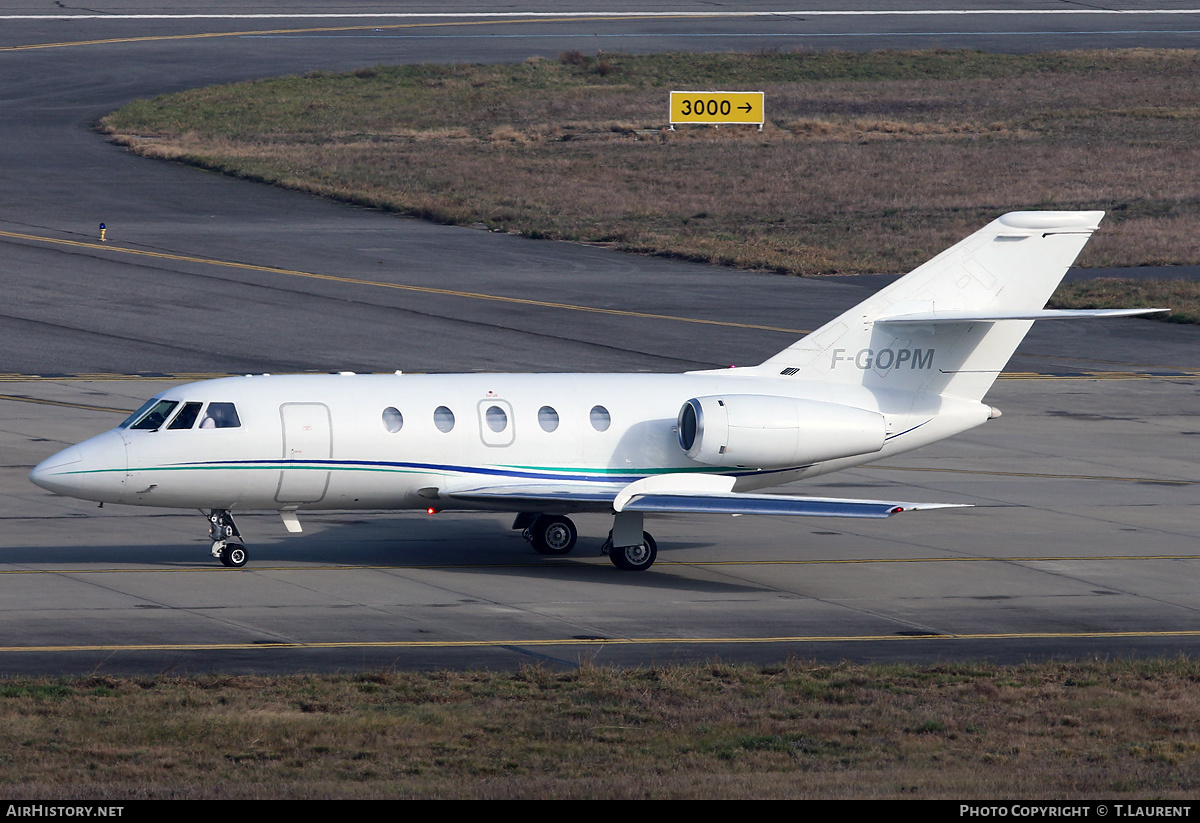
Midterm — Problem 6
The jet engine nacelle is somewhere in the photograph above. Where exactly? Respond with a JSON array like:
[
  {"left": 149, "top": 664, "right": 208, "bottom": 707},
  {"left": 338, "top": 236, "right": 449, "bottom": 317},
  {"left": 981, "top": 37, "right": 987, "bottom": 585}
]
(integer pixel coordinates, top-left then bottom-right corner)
[{"left": 677, "top": 395, "right": 886, "bottom": 469}]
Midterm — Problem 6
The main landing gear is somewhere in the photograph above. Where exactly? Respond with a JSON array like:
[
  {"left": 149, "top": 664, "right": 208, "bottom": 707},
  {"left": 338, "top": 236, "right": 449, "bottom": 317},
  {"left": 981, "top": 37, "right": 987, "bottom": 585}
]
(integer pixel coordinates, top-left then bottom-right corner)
[
  {"left": 602, "top": 531, "right": 658, "bottom": 572},
  {"left": 517, "top": 513, "right": 578, "bottom": 555},
  {"left": 208, "top": 509, "right": 247, "bottom": 568},
  {"left": 515, "top": 511, "right": 658, "bottom": 571}
]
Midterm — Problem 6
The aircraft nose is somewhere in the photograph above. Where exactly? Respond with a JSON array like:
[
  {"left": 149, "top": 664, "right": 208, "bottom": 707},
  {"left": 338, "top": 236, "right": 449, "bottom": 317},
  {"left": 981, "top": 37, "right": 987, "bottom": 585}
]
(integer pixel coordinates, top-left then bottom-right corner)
[
  {"left": 29, "top": 446, "right": 83, "bottom": 494},
  {"left": 29, "top": 432, "right": 127, "bottom": 503}
]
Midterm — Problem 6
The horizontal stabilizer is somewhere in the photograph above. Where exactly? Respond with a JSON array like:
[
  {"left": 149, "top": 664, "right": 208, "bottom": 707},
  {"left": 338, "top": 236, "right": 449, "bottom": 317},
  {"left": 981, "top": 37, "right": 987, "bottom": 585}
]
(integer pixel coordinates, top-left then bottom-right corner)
[{"left": 877, "top": 308, "right": 1167, "bottom": 324}]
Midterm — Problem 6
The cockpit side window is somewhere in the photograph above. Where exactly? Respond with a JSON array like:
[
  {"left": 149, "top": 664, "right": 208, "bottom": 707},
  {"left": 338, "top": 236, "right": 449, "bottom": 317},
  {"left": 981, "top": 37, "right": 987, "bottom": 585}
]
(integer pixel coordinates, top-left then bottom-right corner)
[
  {"left": 199, "top": 402, "right": 241, "bottom": 429},
  {"left": 167, "top": 402, "right": 203, "bottom": 430},
  {"left": 128, "top": 400, "right": 179, "bottom": 431}
]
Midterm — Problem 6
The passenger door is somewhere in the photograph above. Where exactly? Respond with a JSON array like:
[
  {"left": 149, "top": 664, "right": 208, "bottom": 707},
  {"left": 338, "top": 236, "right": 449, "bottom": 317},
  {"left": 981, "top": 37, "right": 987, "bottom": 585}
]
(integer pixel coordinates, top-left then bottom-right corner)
[{"left": 275, "top": 403, "right": 332, "bottom": 504}]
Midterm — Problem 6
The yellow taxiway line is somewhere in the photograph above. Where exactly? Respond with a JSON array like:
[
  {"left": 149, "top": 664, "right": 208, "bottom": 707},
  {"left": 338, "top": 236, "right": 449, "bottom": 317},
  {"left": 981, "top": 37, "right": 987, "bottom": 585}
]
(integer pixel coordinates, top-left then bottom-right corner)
[
  {"left": 3, "top": 628, "right": 1200, "bottom": 654},
  {"left": 0, "top": 228, "right": 807, "bottom": 336},
  {"left": 0, "top": 553, "right": 1195, "bottom": 576},
  {"left": 6, "top": 228, "right": 1198, "bottom": 371},
  {"left": 0, "top": 393, "right": 132, "bottom": 414},
  {"left": 0, "top": 15, "right": 700, "bottom": 53},
  {"left": 2, "top": 226, "right": 1196, "bottom": 379}
]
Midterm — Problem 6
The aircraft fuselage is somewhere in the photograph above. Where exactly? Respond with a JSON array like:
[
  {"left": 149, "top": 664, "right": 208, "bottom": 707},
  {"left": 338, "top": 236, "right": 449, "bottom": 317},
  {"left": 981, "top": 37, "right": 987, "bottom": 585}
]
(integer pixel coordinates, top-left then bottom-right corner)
[{"left": 31, "top": 371, "right": 988, "bottom": 513}]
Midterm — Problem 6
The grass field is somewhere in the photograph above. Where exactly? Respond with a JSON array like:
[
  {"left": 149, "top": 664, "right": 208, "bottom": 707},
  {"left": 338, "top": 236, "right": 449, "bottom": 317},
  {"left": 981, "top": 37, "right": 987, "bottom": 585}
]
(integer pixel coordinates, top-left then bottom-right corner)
[
  {"left": 3, "top": 659, "right": 1200, "bottom": 799},
  {"left": 96, "top": 50, "right": 1200, "bottom": 270},
  {"left": 100, "top": 48, "right": 1200, "bottom": 322}
]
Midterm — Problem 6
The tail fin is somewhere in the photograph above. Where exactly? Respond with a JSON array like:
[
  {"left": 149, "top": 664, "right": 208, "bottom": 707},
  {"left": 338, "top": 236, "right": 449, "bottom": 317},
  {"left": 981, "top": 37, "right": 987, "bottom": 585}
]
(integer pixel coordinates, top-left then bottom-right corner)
[{"left": 755, "top": 211, "right": 1108, "bottom": 401}]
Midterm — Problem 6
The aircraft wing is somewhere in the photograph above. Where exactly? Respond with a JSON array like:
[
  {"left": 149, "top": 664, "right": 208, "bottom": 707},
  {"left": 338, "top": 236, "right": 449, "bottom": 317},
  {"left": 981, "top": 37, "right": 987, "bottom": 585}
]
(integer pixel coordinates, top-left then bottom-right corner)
[
  {"left": 617, "top": 492, "right": 963, "bottom": 518},
  {"left": 443, "top": 473, "right": 967, "bottom": 518},
  {"left": 442, "top": 481, "right": 622, "bottom": 511},
  {"left": 612, "top": 474, "right": 966, "bottom": 518}
]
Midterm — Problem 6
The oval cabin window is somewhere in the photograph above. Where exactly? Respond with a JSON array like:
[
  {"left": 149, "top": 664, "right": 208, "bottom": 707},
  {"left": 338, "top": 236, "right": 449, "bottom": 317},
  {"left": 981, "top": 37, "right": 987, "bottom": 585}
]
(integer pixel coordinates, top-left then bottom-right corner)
[
  {"left": 485, "top": 405, "right": 508, "bottom": 433},
  {"left": 382, "top": 407, "right": 404, "bottom": 433},
  {"left": 434, "top": 406, "right": 455, "bottom": 433},
  {"left": 538, "top": 406, "right": 559, "bottom": 432},
  {"left": 589, "top": 405, "right": 611, "bottom": 432}
]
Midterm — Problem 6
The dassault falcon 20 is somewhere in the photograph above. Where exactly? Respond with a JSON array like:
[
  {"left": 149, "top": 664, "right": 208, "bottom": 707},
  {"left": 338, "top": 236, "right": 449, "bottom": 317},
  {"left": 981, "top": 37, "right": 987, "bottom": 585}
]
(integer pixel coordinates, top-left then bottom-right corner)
[{"left": 30, "top": 211, "right": 1160, "bottom": 571}]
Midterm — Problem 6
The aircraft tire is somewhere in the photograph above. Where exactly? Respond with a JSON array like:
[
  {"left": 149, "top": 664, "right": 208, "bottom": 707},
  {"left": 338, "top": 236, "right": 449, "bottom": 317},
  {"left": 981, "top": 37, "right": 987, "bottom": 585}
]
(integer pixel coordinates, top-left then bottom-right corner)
[
  {"left": 609, "top": 532, "right": 657, "bottom": 571},
  {"left": 220, "top": 544, "right": 248, "bottom": 568},
  {"left": 530, "top": 515, "right": 577, "bottom": 555}
]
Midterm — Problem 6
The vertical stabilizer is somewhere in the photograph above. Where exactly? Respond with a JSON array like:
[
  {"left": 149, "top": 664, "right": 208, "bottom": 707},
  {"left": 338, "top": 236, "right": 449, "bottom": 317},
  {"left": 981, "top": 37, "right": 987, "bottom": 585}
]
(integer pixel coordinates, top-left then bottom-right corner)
[{"left": 756, "top": 211, "right": 1105, "bottom": 401}]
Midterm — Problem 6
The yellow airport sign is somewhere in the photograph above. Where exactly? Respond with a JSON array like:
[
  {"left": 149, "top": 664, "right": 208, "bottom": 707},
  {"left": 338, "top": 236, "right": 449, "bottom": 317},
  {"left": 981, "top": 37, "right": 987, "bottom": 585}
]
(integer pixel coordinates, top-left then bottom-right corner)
[{"left": 670, "top": 91, "right": 764, "bottom": 127}]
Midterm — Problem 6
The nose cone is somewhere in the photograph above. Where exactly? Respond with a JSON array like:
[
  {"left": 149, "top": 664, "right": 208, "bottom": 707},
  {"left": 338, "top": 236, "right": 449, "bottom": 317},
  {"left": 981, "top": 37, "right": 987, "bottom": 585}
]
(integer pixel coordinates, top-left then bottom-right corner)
[
  {"left": 29, "top": 432, "right": 127, "bottom": 503},
  {"left": 29, "top": 446, "right": 83, "bottom": 493}
]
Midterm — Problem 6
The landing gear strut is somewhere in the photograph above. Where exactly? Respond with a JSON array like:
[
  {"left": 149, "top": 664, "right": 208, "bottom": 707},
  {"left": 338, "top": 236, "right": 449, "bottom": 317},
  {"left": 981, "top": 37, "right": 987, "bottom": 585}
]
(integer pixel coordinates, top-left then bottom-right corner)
[
  {"left": 208, "top": 509, "right": 247, "bottom": 568},
  {"left": 516, "top": 513, "right": 578, "bottom": 555}
]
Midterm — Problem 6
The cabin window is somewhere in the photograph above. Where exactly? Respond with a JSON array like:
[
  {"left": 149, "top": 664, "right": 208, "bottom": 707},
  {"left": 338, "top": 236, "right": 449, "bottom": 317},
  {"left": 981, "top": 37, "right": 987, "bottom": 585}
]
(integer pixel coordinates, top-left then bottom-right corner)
[
  {"left": 434, "top": 406, "right": 455, "bottom": 433},
  {"left": 382, "top": 407, "right": 404, "bottom": 433},
  {"left": 128, "top": 400, "right": 178, "bottom": 431},
  {"left": 538, "top": 405, "right": 559, "bottom": 432},
  {"left": 168, "top": 402, "right": 203, "bottom": 430},
  {"left": 484, "top": 405, "right": 508, "bottom": 433},
  {"left": 199, "top": 402, "right": 241, "bottom": 429},
  {"left": 589, "top": 405, "right": 611, "bottom": 432}
]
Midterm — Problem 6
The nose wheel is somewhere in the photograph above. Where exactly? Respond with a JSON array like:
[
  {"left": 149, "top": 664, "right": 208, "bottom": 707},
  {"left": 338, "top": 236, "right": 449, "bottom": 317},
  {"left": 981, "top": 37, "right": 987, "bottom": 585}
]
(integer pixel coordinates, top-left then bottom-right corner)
[
  {"left": 208, "top": 509, "right": 248, "bottom": 568},
  {"left": 219, "top": 543, "right": 247, "bottom": 568}
]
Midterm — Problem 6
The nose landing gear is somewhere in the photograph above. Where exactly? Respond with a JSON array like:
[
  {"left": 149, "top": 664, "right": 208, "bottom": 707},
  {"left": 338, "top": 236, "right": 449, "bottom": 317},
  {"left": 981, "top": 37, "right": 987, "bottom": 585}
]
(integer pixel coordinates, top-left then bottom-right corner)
[{"left": 208, "top": 509, "right": 247, "bottom": 568}]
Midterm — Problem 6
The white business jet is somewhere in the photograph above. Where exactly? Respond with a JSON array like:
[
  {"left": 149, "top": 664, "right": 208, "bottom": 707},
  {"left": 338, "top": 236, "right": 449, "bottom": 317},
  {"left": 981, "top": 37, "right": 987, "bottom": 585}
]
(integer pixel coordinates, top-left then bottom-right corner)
[{"left": 30, "top": 211, "right": 1160, "bottom": 571}]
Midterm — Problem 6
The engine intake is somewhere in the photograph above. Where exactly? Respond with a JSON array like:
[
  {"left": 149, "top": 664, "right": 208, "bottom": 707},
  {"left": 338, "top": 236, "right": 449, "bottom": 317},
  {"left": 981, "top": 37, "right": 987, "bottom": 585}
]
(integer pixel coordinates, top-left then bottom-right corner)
[{"left": 677, "top": 395, "right": 886, "bottom": 469}]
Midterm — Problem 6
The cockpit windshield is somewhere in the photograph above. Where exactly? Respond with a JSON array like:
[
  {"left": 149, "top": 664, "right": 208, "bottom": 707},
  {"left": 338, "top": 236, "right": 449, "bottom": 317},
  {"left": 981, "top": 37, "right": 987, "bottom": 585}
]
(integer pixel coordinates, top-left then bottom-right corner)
[
  {"left": 119, "top": 398, "right": 160, "bottom": 429},
  {"left": 126, "top": 399, "right": 178, "bottom": 431}
]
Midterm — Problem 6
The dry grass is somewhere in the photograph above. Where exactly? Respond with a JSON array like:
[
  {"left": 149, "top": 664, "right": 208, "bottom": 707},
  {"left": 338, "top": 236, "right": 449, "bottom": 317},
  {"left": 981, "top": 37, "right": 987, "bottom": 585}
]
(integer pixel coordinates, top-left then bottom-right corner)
[
  {"left": 2, "top": 659, "right": 1199, "bottom": 799},
  {"left": 101, "top": 49, "right": 1200, "bottom": 283}
]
